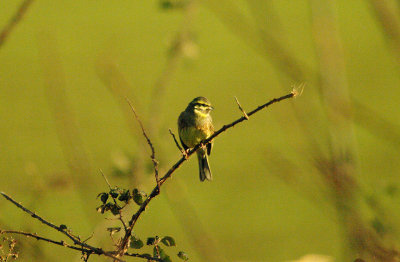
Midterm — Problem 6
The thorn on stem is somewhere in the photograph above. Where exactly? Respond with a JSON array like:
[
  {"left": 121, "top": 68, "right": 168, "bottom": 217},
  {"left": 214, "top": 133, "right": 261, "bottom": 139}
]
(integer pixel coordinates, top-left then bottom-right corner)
[
  {"left": 168, "top": 128, "right": 185, "bottom": 154},
  {"left": 234, "top": 96, "right": 249, "bottom": 120}
]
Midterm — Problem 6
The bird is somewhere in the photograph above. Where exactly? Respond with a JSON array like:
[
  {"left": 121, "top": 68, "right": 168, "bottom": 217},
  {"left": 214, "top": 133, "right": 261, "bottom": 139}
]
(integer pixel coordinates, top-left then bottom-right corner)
[{"left": 178, "top": 97, "right": 214, "bottom": 181}]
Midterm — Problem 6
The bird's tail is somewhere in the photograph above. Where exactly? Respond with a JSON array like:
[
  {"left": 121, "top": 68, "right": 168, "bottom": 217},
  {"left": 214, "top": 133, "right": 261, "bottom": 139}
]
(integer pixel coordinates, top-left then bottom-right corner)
[{"left": 197, "top": 149, "right": 212, "bottom": 181}]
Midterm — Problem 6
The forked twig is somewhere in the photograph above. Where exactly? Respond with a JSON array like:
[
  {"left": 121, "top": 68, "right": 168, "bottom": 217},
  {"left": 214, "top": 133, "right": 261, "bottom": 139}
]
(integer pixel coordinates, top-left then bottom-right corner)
[{"left": 0, "top": 192, "right": 125, "bottom": 262}]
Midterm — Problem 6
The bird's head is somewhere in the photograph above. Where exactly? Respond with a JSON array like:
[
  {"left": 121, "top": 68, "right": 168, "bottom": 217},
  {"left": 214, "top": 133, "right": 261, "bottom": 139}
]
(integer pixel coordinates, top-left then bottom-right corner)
[{"left": 187, "top": 97, "right": 214, "bottom": 115}]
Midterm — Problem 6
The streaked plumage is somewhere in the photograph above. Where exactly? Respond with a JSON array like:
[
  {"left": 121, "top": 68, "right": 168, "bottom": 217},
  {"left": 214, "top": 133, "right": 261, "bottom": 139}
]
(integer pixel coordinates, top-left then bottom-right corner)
[{"left": 178, "top": 97, "right": 214, "bottom": 181}]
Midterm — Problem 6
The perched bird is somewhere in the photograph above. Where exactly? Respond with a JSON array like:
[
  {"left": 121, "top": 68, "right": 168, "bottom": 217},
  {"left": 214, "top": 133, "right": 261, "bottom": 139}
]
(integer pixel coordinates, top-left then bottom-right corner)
[{"left": 178, "top": 97, "right": 214, "bottom": 181}]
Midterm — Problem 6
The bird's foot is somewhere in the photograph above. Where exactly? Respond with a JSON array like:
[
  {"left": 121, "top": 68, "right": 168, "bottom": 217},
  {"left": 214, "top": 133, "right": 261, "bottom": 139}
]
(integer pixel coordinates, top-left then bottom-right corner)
[
  {"left": 182, "top": 149, "right": 190, "bottom": 159},
  {"left": 199, "top": 142, "right": 207, "bottom": 149}
]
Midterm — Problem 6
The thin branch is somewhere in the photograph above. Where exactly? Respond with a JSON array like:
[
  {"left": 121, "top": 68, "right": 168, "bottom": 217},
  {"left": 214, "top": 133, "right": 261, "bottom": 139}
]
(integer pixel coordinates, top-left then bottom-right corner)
[
  {"left": 0, "top": 192, "right": 124, "bottom": 262},
  {"left": 0, "top": 230, "right": 162, "bottom": 262},
  {"left": 126, "top": 98, "right": 160, "bottom": 191},
  {"left": 168, "top": 128, "right": 184, "bottom": 153},
  {"left": 234, "top": 96, "right": 249, "bottom": 120},
  {"left": 0, "top": 230, "right": 92, "bottom": 254},
  {"left": 125, "top": 252, "right": 163, "bottom": 262},
  {"left": 0, "top": 0, "right": 35, "bottom": 49},
  {"left": 99, "top": 169, "right": 112, "bottom": 190},
  {"left": 117, "top": 90, "right": 295, "bottom": 255}
]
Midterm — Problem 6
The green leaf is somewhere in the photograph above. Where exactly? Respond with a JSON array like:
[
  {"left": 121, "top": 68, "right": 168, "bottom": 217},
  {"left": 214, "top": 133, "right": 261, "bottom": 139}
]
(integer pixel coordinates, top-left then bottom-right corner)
[
  {"left": 147, "top": 237, "right": 156, "bottom": 245},
  {"left": 130, "top": 236, "right": 144, "bottom": 249},
  {"left": 154, "top": 246, "right": 172, "bottom": 262},
  {"left": 109, "top": 188, "right": 119, "bottom": 198},
  {"left": 161, "top": 236, "right": 176, "bottom": 247},
  {"left": 154, "top": 246, "right": 168, "bottom": 258},
  {"left": 110, "top": 204, "right": 121, "bottom": 216},
  {"left": 97, "top": 192, "right": 109, "bottom": 204},
  {"left": 133, "top": 189, "right": 147, "bottom": 205},
  {"left": 178, "top": 251, "right": 189, "bottom": 261},
  {"left": 118, "top": 189, "right": 131, "bottom": 202},
  {"left": 59, "top": 224, "right": 67, "bottom": 230}
]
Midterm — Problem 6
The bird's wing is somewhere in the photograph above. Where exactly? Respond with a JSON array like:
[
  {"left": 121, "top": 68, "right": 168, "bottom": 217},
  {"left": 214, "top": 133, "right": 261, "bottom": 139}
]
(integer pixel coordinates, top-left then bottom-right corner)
[
  {"left": 178, "top": 112, "right": 189, "bottom": 151},
  {"left": 207, "top": 121, "right": 214, "bottom": 155}
]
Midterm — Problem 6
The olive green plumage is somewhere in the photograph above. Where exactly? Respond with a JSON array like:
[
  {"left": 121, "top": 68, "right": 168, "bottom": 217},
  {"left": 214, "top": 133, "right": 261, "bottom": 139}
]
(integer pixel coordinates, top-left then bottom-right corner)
[{"left": 178, "top": 97, "right": 214, "bottom": 181}]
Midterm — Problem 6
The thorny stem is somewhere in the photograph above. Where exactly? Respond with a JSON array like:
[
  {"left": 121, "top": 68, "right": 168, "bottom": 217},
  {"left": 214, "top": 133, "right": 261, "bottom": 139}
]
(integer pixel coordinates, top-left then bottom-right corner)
[
  {"left": 0, "top": 192, "right": 125, "bottom": 262},
  {"left": 117, "top": 90, "right": 297, "bottom": 256}
]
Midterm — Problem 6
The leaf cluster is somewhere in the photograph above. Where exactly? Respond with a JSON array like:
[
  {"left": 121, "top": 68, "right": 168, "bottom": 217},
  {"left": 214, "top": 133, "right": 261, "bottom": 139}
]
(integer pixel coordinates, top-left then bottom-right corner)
[
  {"left": 96, "top": 187, "right": 147, "bottom": 215},
  {"left": 130, "top": 235, "right": 188, "bottom": 261}
]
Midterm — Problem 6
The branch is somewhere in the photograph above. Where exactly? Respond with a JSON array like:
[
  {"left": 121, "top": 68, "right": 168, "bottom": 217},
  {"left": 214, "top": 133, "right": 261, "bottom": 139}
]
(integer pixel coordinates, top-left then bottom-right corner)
[
  {"left": 0, "top": 192, "right": 125, "bottom": 262},
  {"left": 0, "top": 230, "right": 92, "bottom": 253},
  {"left": 0, "top": 230, "right": 163, "bottom": 262},
  {"left": 126, "top": 98, "right": 160, "bottom": 191},
  {"left": 169, "top": 128, "right": 184, "bottom": 153},
  {"left": 234, "top": 96, "right": 249, "bottom": 120},
  {"left": 117, "top": 90, "right": 297, "bottom": 255},
  {"left": 0, "top": 0, "right": 35, "bottom": 49}
]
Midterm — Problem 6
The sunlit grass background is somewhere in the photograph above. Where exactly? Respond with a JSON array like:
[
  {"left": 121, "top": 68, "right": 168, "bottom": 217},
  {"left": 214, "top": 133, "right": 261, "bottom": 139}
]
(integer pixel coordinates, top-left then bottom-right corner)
[{"left": 1, "top": 0, "right": 400, "bottom": 261}]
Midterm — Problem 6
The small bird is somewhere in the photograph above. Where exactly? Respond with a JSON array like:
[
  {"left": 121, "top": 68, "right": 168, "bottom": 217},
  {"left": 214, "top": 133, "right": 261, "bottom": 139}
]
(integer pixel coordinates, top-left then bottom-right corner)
[{"left": 178, "top": 97, "right": 214, "bottom": 181}]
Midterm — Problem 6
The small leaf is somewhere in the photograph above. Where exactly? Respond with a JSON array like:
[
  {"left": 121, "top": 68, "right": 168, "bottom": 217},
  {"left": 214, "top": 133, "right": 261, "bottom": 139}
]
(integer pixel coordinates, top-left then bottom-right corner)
[
  {"left": 178, "top": 251, "right": 189, "bottom": 261},
  {"left": 59, "top": 224, "right": 67, "bottom": 230},
  {"left": 118, "top": 189, "right": 131, "bottom": 202},
  {"left": 133, "top": 189, "right": 147, "bottom": 205},
  {"left": 109, "top": 188, "right": 119, "bottom": 198},
  {"left": 110, "top": 204, "right": 121, "bottom": 216},
  {"left": 107, "top": 227, "right": 121, "bottom": 235},
  {"left": 97, "top": 192, "right": 109, "bottom": 204},
  {"left": 154, "top": 247, "right": 171, "bottom": 262},
  {"left": 147, "top": 237, "right": 156, "bottom": 245},
  {"left": 130, "top": 236, "right": 144, "bottom": 249},
  {"left": 161, "top": 236, "right": 176, "bottom": 247},
  {"left": 154, "top": 246, "right": 167, "bottom": 258}
]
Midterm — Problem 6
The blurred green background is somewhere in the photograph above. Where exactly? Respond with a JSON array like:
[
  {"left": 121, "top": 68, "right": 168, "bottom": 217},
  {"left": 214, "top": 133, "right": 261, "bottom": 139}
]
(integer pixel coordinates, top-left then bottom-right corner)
[{"left": 1, "top": 0, "right": 400, "bottom": 261}]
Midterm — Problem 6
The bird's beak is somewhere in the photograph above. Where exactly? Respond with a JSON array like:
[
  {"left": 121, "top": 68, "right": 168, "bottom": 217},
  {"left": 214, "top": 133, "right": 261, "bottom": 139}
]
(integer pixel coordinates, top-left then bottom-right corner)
[{"left": 210, "top": 106, "right": 214, "bottom": 111}]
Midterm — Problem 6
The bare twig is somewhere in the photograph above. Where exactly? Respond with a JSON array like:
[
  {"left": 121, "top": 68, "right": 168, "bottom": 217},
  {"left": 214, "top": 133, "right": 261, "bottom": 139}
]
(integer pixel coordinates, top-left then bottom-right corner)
[
  {"left": 0, "top": 0, "right": 35, "bottom": 49},
  {"left": 126, "top": 98, "right": 160, "bottom": 191},
  {"left": 125, "top": 252, "right": 163, "bottom": 262},
  {"left": 169, "top": 128, "right": 184, "bottom": 153},
  {"left": 100, "top": 169, "right": 112, "bottom": 189},
  {"left": 116, "top": 91, "right": 295, "bottom": 256},
  {"left": 291, "top": 83, "right": 305, "bottom": 98},
  {"left": 0, "top": 192, "right": 124, "bottom": 262},
  {"left": 234, "top": 96, "right": 249, "bottom": 120},
  {"left": 0, "top": 230, "right": 92, "bottom": 254},
  {"left": 0, "top": 230, "right": 163, "bottom": 262}
]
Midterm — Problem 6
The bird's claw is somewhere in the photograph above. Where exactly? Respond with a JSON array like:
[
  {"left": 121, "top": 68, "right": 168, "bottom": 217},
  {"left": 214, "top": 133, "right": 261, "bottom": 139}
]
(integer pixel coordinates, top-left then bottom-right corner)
[{"left": 182, "top": 149, "right": 190, "bottom": 159}]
